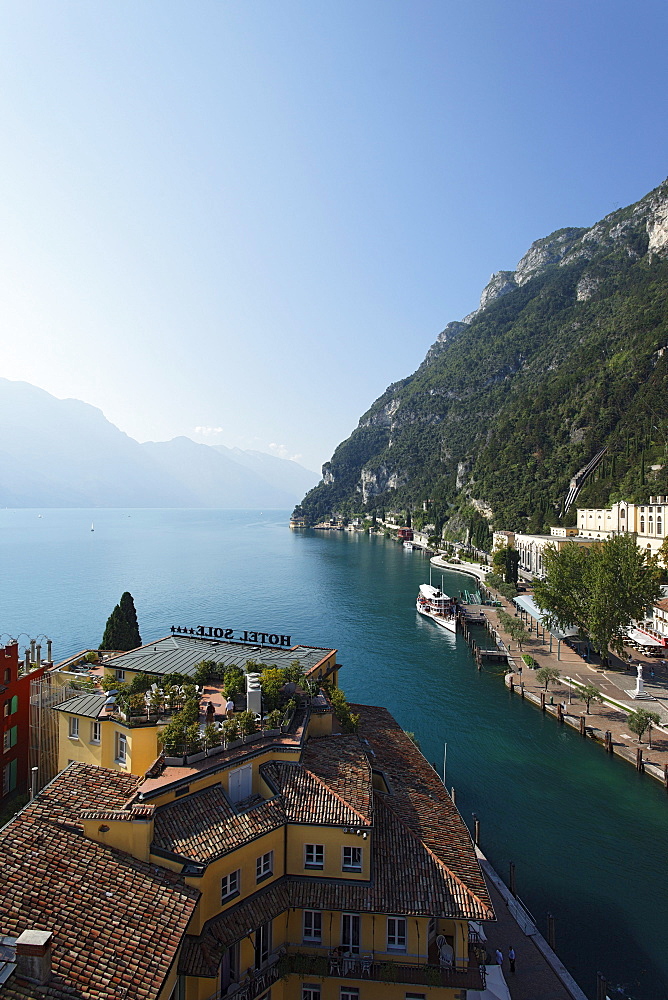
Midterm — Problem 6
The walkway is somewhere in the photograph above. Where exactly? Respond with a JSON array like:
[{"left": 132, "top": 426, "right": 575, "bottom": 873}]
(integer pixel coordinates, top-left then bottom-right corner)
[{"left": 477, "top": 594, "right": 668, "bottom": 785}]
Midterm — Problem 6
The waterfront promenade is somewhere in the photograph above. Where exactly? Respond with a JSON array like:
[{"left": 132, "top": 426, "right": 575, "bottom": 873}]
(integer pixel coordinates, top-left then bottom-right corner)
[{"left": 432, "top": 554, "right": 668, "bottom": 785}]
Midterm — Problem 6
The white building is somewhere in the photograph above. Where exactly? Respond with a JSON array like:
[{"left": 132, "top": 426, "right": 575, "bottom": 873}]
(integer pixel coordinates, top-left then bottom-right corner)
[{"left": 577, "top": 494, "right": 667, "bottom": 557}]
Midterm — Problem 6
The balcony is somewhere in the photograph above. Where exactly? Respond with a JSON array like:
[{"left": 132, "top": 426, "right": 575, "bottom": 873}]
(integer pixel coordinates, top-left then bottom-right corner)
[{"left": 278, "top": 951, "right": 486, "bottom": 992}]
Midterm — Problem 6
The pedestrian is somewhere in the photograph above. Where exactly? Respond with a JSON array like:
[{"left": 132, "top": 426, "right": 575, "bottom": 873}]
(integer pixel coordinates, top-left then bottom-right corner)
[
  {"left": 508, "top": 946, "right": 516, "bottom": 974},
  {"left": 205, "top": 700, "right": 215, "bottom": 724},
  {"left": 225, "top": 698, "right": 235, "bottom": 717},
  {"left": 495, "top": 948, "right": 503, "bottom": 967}
]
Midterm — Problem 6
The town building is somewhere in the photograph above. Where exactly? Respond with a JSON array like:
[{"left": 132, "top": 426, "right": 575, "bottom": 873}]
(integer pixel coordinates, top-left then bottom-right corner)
[
  {"left": 1, "top": 642, "right": 44, "bottom": 803},
  {"left": 576, "top": 495, "right": 667, "bottom": 557},
  {"left": 492, "top": 528, "right": 597, "bottom": 580},
  {"left": 0, "top": 635, "right": 494, "bottom": 1000}
]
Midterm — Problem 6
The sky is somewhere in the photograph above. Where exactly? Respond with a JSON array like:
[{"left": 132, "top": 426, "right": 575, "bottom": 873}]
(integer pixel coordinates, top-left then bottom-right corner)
[{"left": 0, "top": 1, "right": 667, "bottom": 473}]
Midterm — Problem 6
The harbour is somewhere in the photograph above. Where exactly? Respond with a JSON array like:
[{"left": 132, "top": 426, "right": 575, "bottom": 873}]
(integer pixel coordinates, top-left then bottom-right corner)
[{"left": 1, "top": 508, "right": 667, "bottom": 998}]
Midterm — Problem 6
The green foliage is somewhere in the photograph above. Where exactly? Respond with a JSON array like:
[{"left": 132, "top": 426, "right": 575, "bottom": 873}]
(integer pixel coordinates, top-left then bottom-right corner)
[
  {"left": 223, "top": 666, "right": 245, "bottom": 700},
  {"left": 330, "top": 687, "right": 360, "bottom": 733},
  {"left": 222, "top": 717, "right": 240, "bottom": 742},
  {"left": 264, "top": 708, "right": 283, "bottom": 729},
  {"left": 100, "top": 592, "right": 142, "bottom": 651},
  {"left": 534, "top": 534, "right": 662, "bottom": 664},
  {"left": 297, "top": 181, "right": 668, "bottom": 530},
  {"left": 579, "top": 684, "right": 602, "bottom": 713},
  {"left": 260, "top": 667, "right": 288, "bottom": 711},
  {"left": 236, "top": 710, "right": 258, "bottom": 737},
  {"left": 626, "top": 708, "right": 661, "bottom": 743},
  {"left": 203, "top": 723, "right": 222, "bottom": 748},
  {"left": 536, "top": 666, "right": 561, "bottom": 690},
  {"left": 521, "top": 654, "right": 539, "bottom": 669}
]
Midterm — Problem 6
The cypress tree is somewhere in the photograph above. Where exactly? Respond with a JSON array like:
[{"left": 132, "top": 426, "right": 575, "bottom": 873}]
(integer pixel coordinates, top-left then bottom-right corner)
[{"left": 100, "top": 592, "right": 142, "bottom": 650}]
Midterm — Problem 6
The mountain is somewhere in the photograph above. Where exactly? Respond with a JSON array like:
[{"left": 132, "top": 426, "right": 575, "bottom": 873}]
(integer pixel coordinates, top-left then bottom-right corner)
[
  {"left": 299, "top": 178, "right": 668, "bottom": 536},
  {"left": 212, "top": 446, "right": 318, "bottom": 498},
  {"left": 0, "top": 379, "right": 313, "bottom": 508}
]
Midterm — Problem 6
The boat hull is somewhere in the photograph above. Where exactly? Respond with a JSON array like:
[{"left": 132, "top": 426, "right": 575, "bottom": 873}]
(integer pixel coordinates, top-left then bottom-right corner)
[{"left": 416, "top": 603, "right": 457, "bottom": 633}]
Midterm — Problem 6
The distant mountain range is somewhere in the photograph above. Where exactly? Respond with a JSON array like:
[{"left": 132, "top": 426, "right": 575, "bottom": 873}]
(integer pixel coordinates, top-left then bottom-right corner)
[
  {"left": 299, "top": 176, "right": 668, "bottom": 533},
  {"left": 0, "top": 379, "right": 318, "bottom": 508}
]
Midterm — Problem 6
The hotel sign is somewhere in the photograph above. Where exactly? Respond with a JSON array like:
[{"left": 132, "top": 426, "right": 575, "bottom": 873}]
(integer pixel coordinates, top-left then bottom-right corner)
[{"left": 170, "top": 624, "right": 292, "bottom": 647}]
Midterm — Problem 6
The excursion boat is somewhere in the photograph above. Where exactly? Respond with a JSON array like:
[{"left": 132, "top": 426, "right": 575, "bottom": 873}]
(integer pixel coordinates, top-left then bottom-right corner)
[{"left": 416, "top": 583, "right": 457, "bottom": 633}]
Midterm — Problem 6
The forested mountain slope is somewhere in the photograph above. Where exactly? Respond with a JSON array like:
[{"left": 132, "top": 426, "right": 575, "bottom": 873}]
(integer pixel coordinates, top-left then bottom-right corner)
[{"left": 299, "top": 178, "right": 668, "bottom": 533}]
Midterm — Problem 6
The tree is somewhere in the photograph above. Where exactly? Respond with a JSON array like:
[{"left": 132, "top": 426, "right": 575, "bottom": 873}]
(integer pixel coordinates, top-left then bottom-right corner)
[
  {"left": 626, "top": 708, "right": 660, "bottom": 743},
  {"left": 580, "top": 684, "right": 602, "bottom": 713},
  {"left": 506, "top": 618, "right": 527, "bottom": 649},
  {"left": 100, "top": 592, "right": 142, "bottom": 650},
  {"left": 536, "top": 666, "right": 561, "bottom": 691},
  {"left": 533, "top": 534, "right": 662, "bottom": 667}
]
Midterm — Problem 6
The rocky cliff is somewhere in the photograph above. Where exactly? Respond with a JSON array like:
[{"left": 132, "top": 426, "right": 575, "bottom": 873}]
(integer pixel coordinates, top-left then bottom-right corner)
[{"left": 299, "top": 177, "right": 668, "bottom": 533}]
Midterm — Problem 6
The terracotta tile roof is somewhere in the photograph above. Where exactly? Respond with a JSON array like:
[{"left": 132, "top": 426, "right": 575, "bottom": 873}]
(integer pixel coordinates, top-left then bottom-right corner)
[
  {"left": 262, "top": 760, "right": 368, "bottom": 827},
  {"left": 152, "top": 784, "right": 285, "bottom": 863},
  {"left": 0, "top": 763, "right": 199, "bottom": 1000},
  {"left": 655, "top": 598, "right": 668, "bottom": 611},
  {"left": 351, "top": 704, "right": 492, "bottom": 917},
  {"left": 302, "top": 735, "right": 373, "bottom": 823}
]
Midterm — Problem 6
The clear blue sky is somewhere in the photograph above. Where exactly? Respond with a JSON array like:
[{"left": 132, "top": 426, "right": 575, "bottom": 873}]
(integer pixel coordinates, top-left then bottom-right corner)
[{"left": 1, "top": 0, "right": 666, "bottom": 472}]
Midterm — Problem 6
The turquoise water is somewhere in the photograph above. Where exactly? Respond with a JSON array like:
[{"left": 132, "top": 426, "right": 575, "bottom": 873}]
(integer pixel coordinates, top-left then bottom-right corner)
[{"left": 1, "top": 509, "right": 666, "bottom": 999}]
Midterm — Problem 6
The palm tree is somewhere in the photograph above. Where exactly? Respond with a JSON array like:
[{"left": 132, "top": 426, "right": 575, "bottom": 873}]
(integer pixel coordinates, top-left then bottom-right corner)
[{"left": 580, "top": 684, "right": 602, "bottom": 714}]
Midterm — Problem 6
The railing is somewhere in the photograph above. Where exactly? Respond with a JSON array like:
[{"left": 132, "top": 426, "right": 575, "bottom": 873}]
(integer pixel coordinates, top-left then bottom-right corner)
[
  {"left": 278, "top": 952, "right": 486, "bottom": 992},
  {"left": 204, "top": 961, "right": 281, "bottom": 1000}
]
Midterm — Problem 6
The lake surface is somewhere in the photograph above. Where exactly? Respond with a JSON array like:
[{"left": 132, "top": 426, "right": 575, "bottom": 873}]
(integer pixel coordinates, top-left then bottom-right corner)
[{"left": 1, "top": 508, "right": 666, "bottom": 1000}]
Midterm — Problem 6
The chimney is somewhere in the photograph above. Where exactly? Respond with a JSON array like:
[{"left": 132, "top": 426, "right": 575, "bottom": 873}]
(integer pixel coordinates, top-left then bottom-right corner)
[
  {"left": 15, "top": 929, "right": 53, "bottom": 984},
  {"left": 47, "top": 638, "right": 52, "bottom": 661},
  {"left": 24, "top": 649, "right": 30, "bottom": 672},
  {"left": 30, "top": 639, "right": 36, "bottom": 662},
  {"left": 36, "top": 644, "right": 42, "bottom": 666}
]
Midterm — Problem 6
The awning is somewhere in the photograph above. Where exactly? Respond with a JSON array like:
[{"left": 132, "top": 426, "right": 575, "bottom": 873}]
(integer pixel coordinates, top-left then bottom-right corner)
[
  {"left": 626, "top": 628, "right": 665, "bottom": 648},
  {"left": 513, "top": 594, "right": 579, "bottom": 639}
]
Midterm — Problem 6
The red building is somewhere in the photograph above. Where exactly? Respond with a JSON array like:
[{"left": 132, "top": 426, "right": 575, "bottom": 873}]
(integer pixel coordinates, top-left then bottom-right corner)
[
  {"left": 1, "top": 643, "right": 43, "bottom": 801},
  {"left": 397, "top": 527, "right": 414, "bottom": 541}
]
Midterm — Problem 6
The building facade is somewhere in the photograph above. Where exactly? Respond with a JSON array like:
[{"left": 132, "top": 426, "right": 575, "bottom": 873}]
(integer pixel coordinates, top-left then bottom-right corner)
[
  {"left": 0, "top": 636, "right": 493, "bottom": 1000},
  {"left": 1, "top": 642, "right": 44, "bottom": 802},
  {"left": 576, "top": 495, "right": 667, "bottom": 556}
]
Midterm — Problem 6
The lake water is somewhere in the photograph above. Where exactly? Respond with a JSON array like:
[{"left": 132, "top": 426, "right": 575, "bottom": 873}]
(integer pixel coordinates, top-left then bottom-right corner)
[{"left": 1, "top": 508, "right": 666, "bottom": 1000}]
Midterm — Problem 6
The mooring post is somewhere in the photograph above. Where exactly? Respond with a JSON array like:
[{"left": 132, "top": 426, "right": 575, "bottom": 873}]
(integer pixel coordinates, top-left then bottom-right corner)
[
  {"left": 509, "top": 676, "right": 514, "bottom": 693},
  {"left": 596, "top": 973, "right": 607, "bottom": 1000},
  {"left": 547, "top": 912, "right": 556, "bottom": 950},
  {"left": 664, "top": 762, "right": 668, "bottom": 791},
  {"left": 556, "top": 702, "right": 563, "bottom": 723},
  {"left": 509, "top": 861, "right": 516, "bottom": 897},
  {"left": 580, "top": 715, "right": 586, "bottom": 736},
  {"left": 520, "top": 682, "right": 525, "bottom": 699},
  {"left": 540, "top": 691, "right": 546, "bottom": 711},
  {"left": 636, "top": 747, "right": 643, "bottom": 772},
  {"left": 605, "top": 731, "right": 612, "bottom": 753},
  {"left": 472, "top": 812, "right": 480, "bottom": 846}
]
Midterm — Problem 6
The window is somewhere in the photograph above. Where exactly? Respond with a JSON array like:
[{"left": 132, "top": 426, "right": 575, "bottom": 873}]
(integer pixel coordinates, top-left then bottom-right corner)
[
  {"left": 302, "top": 987, "right": 320, "bottom": 1000},
  {"left": 3, "top": 759, "right": 17, "bottom": 795},
  {"left": 229, "top": 764, "right": 252, "bottom": 804},
  {"left": 68, "top": 716, "right": 80, "bottom": 739},
  {"left": 304, "top": 844, "right": 324, "bottom": 869},
  {"left": 116, "top": 732, "right": 127, "bottom": 763},
  {"left": 342, "top": 846, "right": 362, "bottom": 872},
  {"left": 387, "top": 917, "right": 407, "bottom": 952},
  {"left": 341, "top": 913, "right": 360, "bottom": 954},
  {"left": 640, "top": 517, "right": 645, "bottom": 533},
  {"left": 341, "top": 989, "right": 359, "bottom": 1000},
  {"left": 10, "top": 695, "right": 18, "bottom": 714},
  {"left": 254, "top": 922, "right": 272, "bottom": 969},
  {"left": 3, "top": 668, "right": 10, "bottom": 683},
  {"left": 3, "top": 727, "right": 17, "bottom": 752},
  {"left": 90, "top": 721, "right": 101, "bottom": 744},
  {"left": 256, "top": 851, "right": 273, "bottom": 882},
  {"left": 406, "top": 994, "right": 426, "bottom": 1000},
  {"left": 2, "top": 701, "right": 9, "bottom": 719},
  {"left": 221, "top": 869, "right": 241, "bottom": 902},
  {"left": 658, "top": 517, "right": 663, "bottom": 535},
  {"left": 303, "top": 910, "right": 322, "bottom": 943},
  {"left": 115, "top": 669, "right": 126, "bottom": 682}
]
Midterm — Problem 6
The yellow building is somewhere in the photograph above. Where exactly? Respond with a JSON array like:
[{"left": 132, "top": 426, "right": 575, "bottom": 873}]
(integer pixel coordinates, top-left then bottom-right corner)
[
  {"left": 1, "top": 637, "right": 494, "bottom": 1000},
  {"left": 493, "top": 527, "right": 597, "bottom": 580}
]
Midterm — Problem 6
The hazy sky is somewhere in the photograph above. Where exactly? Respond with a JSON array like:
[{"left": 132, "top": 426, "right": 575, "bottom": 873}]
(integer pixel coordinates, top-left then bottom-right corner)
[{"left": 1, "top": 1, "right": 667, "bottom": 472}]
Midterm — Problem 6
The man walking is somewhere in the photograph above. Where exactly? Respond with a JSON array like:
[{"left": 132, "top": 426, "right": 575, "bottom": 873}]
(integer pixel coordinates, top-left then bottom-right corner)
[
  {"left": 495, "top": 948, "right": 503, "bottom": 967},
  {"left": 508, "top": 946, "right": 516, "bottom": 973}
]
